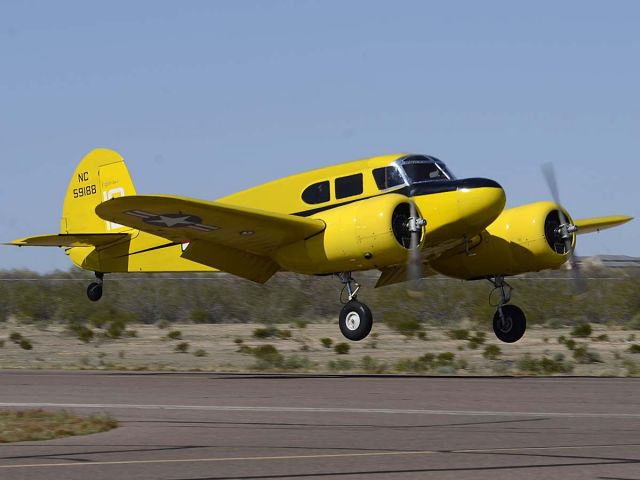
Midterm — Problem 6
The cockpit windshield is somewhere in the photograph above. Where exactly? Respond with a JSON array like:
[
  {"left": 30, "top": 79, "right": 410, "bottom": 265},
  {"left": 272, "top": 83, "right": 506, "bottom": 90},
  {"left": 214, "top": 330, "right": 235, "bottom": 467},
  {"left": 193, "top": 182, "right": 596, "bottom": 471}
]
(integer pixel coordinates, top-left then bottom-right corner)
[{"left": 398, "top": 155, "right": 455, "bottom": 184}]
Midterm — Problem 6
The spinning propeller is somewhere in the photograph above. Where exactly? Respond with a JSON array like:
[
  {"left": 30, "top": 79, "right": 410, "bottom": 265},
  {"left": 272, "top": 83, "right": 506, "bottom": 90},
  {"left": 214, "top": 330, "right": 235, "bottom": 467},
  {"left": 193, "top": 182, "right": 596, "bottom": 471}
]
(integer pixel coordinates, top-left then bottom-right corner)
[
  {"left": 541, "top": 163, "right": 585, "bottom": 291},
  {"left": 406, "top": 191, "right": 427, "bottom": 290}
]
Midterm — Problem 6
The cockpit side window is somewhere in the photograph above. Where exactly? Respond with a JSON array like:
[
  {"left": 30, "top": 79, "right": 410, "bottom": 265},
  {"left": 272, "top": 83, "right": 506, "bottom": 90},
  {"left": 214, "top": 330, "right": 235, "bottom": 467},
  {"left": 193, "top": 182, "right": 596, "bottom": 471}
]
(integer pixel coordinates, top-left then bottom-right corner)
[
  {"left": 372, "top": 166, "right": 405, "bottom": 190},
  {"left": 335, "top": 173, "right": 363, "bottom": 199},
  {"left": 302, "top": 180, "right": 330, "bottom": 204}
]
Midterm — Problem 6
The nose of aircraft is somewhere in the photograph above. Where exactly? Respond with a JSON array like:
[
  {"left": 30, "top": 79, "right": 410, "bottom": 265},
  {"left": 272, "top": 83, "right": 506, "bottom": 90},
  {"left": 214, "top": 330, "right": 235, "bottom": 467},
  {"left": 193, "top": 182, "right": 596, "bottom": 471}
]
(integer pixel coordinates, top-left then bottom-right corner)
[{"left": 456, "top": 178, "right": 506, "bottom": 231}]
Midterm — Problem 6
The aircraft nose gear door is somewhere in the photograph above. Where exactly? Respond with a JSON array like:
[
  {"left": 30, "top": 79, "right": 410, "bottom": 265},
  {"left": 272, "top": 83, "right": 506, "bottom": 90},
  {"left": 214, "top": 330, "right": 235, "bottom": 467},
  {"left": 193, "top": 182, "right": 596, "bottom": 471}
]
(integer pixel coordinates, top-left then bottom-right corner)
[{"left": 336, "top": 272, "right": 373, "bottom": 341}]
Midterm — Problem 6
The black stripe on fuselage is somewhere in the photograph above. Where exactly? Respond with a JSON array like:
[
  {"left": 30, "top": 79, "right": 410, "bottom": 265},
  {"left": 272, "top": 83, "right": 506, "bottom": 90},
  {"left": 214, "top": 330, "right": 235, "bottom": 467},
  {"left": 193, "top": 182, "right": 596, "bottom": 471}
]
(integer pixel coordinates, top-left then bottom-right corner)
[
  {"left": 119, "top": 241, "right": 178, "bottom": 258},
  {"left": 292, "top": 178, "right": 501, "bottom": 217}
]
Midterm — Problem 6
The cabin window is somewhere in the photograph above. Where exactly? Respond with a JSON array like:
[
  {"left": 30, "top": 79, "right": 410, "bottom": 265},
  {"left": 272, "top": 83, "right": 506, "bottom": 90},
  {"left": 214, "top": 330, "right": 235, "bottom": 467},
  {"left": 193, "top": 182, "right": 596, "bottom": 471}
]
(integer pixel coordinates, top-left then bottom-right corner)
[
  {"left": 302, "top": 181, "right": 330, "bottom": 204},
  {"left": 335, "top": 173, "right": 363, "bottom": 199},
  {"left": 372, "top": 166, "right": 405, "bottom": 190}
]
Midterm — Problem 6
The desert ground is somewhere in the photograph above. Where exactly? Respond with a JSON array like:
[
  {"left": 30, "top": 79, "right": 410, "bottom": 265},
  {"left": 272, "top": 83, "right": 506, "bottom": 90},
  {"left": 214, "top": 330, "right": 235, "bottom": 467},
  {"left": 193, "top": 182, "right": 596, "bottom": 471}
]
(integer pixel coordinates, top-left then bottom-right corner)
[{"left": 1, "top": 319, "right": 638, "bottom": 376}]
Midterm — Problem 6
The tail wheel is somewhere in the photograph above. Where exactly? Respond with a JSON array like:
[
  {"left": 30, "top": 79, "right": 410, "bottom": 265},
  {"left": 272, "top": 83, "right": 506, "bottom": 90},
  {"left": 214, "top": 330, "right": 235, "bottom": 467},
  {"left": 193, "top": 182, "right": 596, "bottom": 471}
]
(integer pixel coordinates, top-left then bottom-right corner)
[
  {"left": 87, "top": 282, "right": 103, "bottom": 302},
  {"left": 493, "top": 304, "right": 526, "bottom": 343},
  {"left": 339, "top": 301, "right": 373, "bottom": 341}
]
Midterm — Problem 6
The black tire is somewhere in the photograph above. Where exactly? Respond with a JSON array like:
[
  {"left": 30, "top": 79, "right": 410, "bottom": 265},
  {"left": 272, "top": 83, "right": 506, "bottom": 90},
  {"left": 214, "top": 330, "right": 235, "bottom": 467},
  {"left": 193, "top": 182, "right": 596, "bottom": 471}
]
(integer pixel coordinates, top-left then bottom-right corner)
[
  {"left": 87, "top": 282, "right": 103, "bottom": 302},
  {"left": 339, "top": 300, "right": 373, "bottom": 341},
  {"left": 493, "top": 304, "right": 526, "bottom": 343}
]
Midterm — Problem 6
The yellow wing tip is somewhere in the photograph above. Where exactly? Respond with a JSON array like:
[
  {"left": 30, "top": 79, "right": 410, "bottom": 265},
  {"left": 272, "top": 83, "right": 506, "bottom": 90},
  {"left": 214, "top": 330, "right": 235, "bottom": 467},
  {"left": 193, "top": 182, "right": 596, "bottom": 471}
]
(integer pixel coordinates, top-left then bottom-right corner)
[{"left": 575, "top": 215, "right": 633, "bottom": 235}]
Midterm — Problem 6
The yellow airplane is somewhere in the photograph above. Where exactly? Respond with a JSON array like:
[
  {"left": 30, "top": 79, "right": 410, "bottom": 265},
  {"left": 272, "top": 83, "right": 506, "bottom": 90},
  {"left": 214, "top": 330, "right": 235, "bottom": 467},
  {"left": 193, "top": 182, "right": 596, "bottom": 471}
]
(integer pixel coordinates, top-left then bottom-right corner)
[{"left": 7, "top": 149, "right": 632, "bottom": 343}]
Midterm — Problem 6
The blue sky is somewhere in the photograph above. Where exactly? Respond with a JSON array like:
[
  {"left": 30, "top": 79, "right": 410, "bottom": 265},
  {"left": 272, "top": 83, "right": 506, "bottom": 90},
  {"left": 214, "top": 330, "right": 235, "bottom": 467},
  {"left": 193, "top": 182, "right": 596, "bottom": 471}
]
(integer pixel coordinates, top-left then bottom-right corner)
[{"left": 1, "top": 0, "right": 638, "bottom": 271}]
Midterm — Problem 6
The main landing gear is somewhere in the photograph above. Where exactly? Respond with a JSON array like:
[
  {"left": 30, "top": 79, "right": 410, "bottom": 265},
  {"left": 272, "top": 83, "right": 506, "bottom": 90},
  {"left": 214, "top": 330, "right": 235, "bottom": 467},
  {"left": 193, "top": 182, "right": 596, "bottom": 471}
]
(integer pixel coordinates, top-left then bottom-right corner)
[
  {"left": 489, "top": 276, "right": 526, "bottom": 343},
  {"left": 336, "top": 272, "right": 373, "bottom": 341},
  {"left": 86, "top": 272, "right": 104, "bottom": 302}
]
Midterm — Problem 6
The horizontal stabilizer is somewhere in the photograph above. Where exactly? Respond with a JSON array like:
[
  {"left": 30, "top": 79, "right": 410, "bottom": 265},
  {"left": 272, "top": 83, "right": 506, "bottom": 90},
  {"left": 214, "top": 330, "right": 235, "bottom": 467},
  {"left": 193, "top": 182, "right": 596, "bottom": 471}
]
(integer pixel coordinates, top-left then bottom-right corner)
[
  {"left": 6, "top": 233, "right": 130, "bottom": 248},
  {"left": 575, "top": 215, "right": 633, "bottom": 235}
]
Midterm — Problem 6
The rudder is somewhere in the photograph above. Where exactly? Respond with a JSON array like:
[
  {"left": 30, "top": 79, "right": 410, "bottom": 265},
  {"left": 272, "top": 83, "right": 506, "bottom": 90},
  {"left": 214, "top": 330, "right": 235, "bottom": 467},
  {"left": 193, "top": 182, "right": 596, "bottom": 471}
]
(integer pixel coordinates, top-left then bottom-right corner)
[{"left": 61, "top": 148, "right": 137, "bottom": 233}]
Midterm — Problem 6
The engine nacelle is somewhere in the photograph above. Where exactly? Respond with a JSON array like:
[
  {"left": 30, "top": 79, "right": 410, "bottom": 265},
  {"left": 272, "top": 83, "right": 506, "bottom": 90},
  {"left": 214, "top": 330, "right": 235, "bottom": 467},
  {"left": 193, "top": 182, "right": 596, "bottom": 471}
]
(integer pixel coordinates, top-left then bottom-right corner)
[
  {"left": 274, "top": 193, "right": 415, "bottom": 274},
  {"left": 431, "top": 201, "right": 574, "bottom": 279}
]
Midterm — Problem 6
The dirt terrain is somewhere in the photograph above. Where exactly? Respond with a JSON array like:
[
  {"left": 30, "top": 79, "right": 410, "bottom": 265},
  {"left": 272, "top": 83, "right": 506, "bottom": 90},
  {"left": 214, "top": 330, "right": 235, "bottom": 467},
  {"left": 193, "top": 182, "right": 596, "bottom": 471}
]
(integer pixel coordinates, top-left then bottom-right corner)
[{"left": 1, "top": 319, "right": 639, "bottom": 375}]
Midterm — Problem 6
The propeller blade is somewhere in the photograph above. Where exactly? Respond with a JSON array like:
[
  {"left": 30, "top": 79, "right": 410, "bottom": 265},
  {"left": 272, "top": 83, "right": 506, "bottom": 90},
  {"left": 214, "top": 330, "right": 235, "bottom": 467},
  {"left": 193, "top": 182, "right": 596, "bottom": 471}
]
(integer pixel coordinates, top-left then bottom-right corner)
[
  {"left": 407, "top": 199, "right": 422, "bottom": 289},
  {"left": 540, "top": 163, "right": 586, "bottom": 293},
  {"left": 541, "top": 162, "right": 562, "bottom": 206}
]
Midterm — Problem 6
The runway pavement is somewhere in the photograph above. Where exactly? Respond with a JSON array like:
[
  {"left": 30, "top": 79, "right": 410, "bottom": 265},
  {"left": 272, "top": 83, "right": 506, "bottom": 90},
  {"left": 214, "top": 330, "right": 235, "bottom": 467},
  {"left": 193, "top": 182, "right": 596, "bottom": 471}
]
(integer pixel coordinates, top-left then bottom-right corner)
[{"left": 0, "top": 371, "right": 639, "bottom": 479}]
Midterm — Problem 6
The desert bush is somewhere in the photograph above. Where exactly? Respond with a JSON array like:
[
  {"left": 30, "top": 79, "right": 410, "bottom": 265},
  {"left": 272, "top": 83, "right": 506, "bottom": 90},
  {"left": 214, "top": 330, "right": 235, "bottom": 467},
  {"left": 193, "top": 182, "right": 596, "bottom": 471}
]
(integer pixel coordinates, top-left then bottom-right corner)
[
  {"left": 622, "top": 358, "right": 640, "bottom": 375},
  {"left": 252, "top": 326, "right": 278, "bottom": 339},
  {"left": 174, "top": 342, "right": 190, "bottom": 353},
  {"left": 360, "top": 355, "right": 387, "bottom": 373},
  {"left": 483, "top": 344, "right": 501, "bottom": 360},
  {"left": 383, "top": 313, "right": 424, "bottom": 338},
  {"left": 467, "top": 332, "right": 486, "bottom": 349},
  {"left": 629, "top": 313, "right": 640, "bottom": 330},
  {"left": 627, "top": 344, "right": 640, "bottom": 354},
  {"left": 593, "top": 334, "right": 609, "bottom": 342},
  {"left": 571, "top": 323, "right": 592, "bottom": 338},
  {"left": 447, "top": 329, "right": 470, "bottom": 340},
  {"left": 572, "top": 345, "right": 602, "bottom": 364},
  {"left": 328, "top": 359, "right": 355, "bottom": 372},
  {"left": 19, "top": 339, "right": 33, "bottom": 350},
  {"left": 334, "top": 343, "right": 350, "bottom": 355},
  {"left": 167, "top": 330, "right": 182, "bottom": 340},
  {"left": 320, "top": 338, "right": 333, "bottom": 348},
  {"left": 68, "top": 323, "right": 94, "bottom": 343},
  {"left": 156, "top": 319, "right": 170, "bottom": 329},
  {"left": 293, "top": 320, "right": 308, "bottom": 329},
  {"left": 251, "top": 344, "right": 284, "bottom": 369},
  {"left": 277, "top": 329, "right": 292, "bottom": 339},
  {"left": 435, "top": 352, "right": 456, "bottom": 366},
  {"left": 516, "top": 354, "right": 573, "bottom": 374},
  {"left": 252, "top": 344, "right": 283, "bottom": 362},
  {"left": 252, "top": 326, "right": 291, "bottom": 339},
  {"left": 282, "top": 355, "right": 313, "bottom": 370},
  {"left": 9, "top": 332, "right": 23, "bottom": 343},
  {"left": 394, "top": 356, "right": 431, "bottom": 373},
  {"left": 193, "top": 349, "right": 208, "bottom": 357},
  {"left": 190, "top": 308, "right": 214, "bottom": 324}
]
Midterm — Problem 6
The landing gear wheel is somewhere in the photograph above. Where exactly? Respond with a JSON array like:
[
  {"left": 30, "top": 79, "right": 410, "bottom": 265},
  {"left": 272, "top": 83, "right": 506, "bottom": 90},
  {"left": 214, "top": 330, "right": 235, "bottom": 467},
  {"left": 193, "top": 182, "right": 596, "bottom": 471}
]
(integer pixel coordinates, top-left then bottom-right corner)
[
  {"left": 493, "top": 304, "right": 526, "bottom": 343},
  {"left": 87, "top": 282, "right": 103, "bottom": 302},
  {"left": 339, "top": 301, "right": 373, "bottom": 341}
]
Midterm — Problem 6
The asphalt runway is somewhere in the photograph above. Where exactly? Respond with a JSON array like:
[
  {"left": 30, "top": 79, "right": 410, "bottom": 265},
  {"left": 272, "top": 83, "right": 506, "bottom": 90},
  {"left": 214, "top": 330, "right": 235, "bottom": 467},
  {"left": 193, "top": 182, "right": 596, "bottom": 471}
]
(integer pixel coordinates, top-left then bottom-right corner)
[{"left": 0, "top": 371, "right": 639, "bottom": 480}]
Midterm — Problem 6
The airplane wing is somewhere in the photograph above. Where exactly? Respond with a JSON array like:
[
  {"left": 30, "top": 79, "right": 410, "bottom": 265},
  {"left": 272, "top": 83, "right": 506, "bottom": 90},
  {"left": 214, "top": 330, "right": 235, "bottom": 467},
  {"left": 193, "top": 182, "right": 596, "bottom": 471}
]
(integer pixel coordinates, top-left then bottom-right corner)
[
  {"left": 95, "top": 194, "right": 326, "bottom": 283},
  {"left": 574, "top": 215, "right": 633, "bottom": 235},
  {"left": 6, "top": 233, "right": 130, "bottom": 248}
]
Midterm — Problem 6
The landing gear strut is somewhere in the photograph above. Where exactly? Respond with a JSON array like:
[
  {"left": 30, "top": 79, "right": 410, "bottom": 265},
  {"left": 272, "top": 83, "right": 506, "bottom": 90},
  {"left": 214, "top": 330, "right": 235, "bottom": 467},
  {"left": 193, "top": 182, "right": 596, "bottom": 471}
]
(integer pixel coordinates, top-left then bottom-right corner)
[
  {"left": 86, "top": 272, "right": 104, "bottom": 302},
  {"left": 489, "top": 276, "right": 526, "bottom": 343},
  {"left": 336, "top": 272, "right": 373, "bottom": 341}
]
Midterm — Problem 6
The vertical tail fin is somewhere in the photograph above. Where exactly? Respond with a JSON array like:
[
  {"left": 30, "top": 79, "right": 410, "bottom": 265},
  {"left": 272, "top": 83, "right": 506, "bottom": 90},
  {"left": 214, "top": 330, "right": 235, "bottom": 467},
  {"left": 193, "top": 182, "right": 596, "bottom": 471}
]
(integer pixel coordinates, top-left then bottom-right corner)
[{"left": 61, "top": 149, "right": 137, "bottom": 233}]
